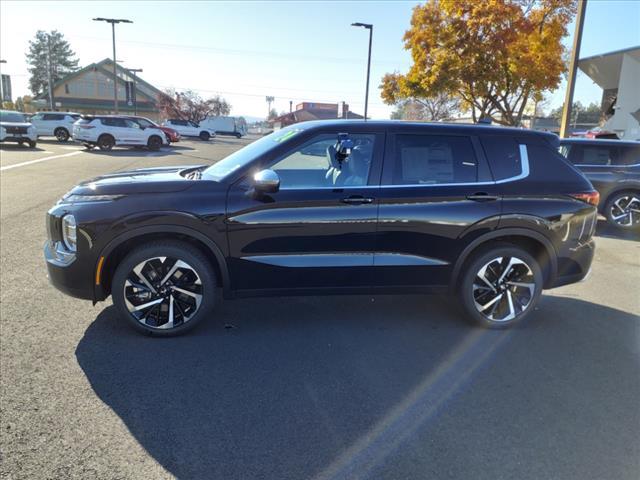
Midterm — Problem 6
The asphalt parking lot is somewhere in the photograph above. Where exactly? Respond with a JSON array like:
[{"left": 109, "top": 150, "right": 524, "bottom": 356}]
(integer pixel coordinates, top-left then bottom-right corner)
[{"left": 1, "top": 136, "right": 639, "bottom": 480}]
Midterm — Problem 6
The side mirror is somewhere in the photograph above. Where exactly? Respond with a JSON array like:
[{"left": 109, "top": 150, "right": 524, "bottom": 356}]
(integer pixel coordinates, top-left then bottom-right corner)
[{"left": 253, "top": 169, "right": 280, "bottom": 193}]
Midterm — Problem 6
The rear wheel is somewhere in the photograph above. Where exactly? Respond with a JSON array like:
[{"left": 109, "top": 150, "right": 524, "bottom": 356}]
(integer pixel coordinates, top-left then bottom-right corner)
[
  {"left": 97, "top": 134, "right": 115, "bottom": 151},
  {"left": 605, "top": 191, "right": 640, "bottom": 230},
  {"left": 199, "top": 131, "right": 210, "bottom": 141},
  {"left": 459, "top": 244, "right": 543, "bottom": 328},
  {"left": 112, "top": 241, "right": 216, "bottom": 336},
  {"left": 54, "top": 127, "right": 70, "bottom": 142},
  {"left": 147, "top": 135, "right": 163, "bottom": 151}
]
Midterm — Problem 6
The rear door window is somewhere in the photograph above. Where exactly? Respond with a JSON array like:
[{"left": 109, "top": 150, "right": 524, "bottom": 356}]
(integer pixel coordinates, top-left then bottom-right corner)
[
  {"left": 480, "top": 136, "right": 524, "bottom": 181},
  {"left": 389, "top": 134, "right": 478, "bottom": 185}
]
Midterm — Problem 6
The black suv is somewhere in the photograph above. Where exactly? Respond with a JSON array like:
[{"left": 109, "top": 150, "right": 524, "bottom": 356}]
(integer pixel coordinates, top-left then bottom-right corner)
[
  {"left": 45, "top": 121, "right": 597, "bottom": 336},
  {"left": 559, "top": 138, "right": 640, "bottom": 230}
]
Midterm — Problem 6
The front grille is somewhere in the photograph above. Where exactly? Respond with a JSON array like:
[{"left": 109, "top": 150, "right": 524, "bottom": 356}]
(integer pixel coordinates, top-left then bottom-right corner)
[{"left": 5, "top": 126, "right": 28, "bottom": 134}]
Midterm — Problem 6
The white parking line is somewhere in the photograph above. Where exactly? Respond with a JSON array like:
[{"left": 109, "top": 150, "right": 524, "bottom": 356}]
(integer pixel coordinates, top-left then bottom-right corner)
[{"left": 0, "top": 151, "right": 82, "bottom": 171}]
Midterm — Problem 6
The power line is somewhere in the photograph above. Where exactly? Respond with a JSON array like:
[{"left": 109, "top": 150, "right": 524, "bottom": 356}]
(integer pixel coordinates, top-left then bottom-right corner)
[{"left": 67, "top": 34, "right": 410, "bottom": 67}]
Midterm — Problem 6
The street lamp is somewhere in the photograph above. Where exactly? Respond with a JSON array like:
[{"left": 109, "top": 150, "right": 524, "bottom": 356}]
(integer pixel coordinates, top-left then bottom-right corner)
[
  {"left": 351, "top": 22, "right": 373, "bottom": 121},
  {"left": 126, "top": 68, "right": 143, "bottom": 115},
  {"left": 93, "top": 17, "right": 133, "bottom": 113}
]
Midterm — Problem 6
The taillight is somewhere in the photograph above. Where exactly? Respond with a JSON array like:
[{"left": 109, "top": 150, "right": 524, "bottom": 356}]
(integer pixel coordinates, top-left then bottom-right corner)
[{"left": 569, "top": 191, "right": 600, "bottom": 206}]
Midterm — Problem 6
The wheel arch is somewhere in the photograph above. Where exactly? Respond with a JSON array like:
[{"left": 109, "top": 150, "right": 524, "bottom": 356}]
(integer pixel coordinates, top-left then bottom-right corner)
[
  {"left": 601, "top": 183, "right": 640, "bottom": 210},
  {"left": 450, "top": 227, "right": 558, "bottom": 293},
  {"left": 94, "top": 225, "right": 230, "bottom": 302}
]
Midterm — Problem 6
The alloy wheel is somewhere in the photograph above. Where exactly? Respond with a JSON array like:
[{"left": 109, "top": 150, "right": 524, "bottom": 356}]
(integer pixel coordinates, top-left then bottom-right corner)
[
  {"left": 123, "top": 256, "right": 203, "bottom": 330},
  {"left": 609, "top": 195, "right": 640, "bottom": 228},
  {"left": 472, "top": 256, "right": 536, "bottom": 322}
]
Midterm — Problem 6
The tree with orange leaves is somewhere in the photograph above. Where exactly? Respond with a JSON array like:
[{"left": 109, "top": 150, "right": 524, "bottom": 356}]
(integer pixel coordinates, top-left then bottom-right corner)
[{"left": 381, "top": 0, "right": 576, "bottom": 126}]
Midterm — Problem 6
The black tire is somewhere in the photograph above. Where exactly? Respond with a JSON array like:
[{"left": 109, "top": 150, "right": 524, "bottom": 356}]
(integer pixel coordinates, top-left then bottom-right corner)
[
  {"left": 604, "top": 191, "right": 640, "bottom": 230},
  {"left": 112, "top": 241, "right": 216, "bottom": 336},
  {"left": 17, "top": 140, "right": 24, "bottom": 146},
  {"left": 147, "top": 135, "right": 163, "bottom": 151},
  {"left": 458, "top": 243, "right": 543, "bottom": 329},
  {"left": 28, "top": 140, "right": 37, "bottom": 148},
  {"left": 54, "top": 127, "right": 70, "bottom": 142},
  {"left": 97, "top": 134, "right": 115, "bottom": 151},
  {"left": 199, "top": 131, "right": 210, "bottom": 141},
  {"left": 235, "top": 133, "right": 242, "bottom": 139}
]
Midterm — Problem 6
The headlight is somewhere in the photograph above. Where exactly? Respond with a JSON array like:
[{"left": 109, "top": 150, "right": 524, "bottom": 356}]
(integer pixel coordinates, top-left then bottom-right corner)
[
  {"left": 62, "top": 214, "right": 77, "bottom": 252},
  {"left": 64, "top": 194, "right": 122, "bottom": 203}
]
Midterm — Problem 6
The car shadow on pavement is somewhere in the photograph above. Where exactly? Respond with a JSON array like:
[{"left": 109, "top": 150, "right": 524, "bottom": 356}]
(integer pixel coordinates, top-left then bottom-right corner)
[
  {"left": 595, "top": 218, "right": 640, "bottom": 242},
  {"left": 82, "top": 146, "right": 196, "bottom": 158},
  {"left": 0, "top": 144, "right": 48, "bottom": 152},
  {"left": 76, "top": 294, "right": 640, "bottom": 480}
]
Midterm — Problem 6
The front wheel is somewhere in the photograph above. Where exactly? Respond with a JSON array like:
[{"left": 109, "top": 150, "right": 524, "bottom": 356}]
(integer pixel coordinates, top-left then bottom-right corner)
[
  {"left": 112, "top": 241, "right": 216, "bottom": 336},
  {"left": 27, "top": 140, "right": 37, "bottom": 148},
  {"left": 459, "top": 244, "right": 543, "bottom": 328},
  {"left": 147, "top": 135, "right": 163, "bottom": 151},
  {"left": 605, "top": 192, "right": 640, "bottom": 230},
  {"left": 199, "top": 131, "right": 210, "bottom": 141}
]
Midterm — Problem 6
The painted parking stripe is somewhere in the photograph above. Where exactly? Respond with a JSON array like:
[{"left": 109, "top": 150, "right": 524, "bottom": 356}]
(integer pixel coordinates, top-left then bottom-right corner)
[{"left": 0, "top": 151, "right": 82, "bottom": 171}]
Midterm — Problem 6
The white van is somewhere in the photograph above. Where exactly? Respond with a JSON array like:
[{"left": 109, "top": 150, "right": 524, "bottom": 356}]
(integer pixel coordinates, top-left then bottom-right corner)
[{"left": 200, "top": 116, "right": 247, "bottom": 138}]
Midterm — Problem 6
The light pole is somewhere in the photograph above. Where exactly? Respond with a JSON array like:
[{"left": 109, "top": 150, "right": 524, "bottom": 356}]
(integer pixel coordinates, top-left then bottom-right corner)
[
  {"left": 560, "top": 0, "right": 587, "bottom": 138},
  {"left": 93, "top": 17, "right": 133, "bottom": 113},
  {"left": 351, "top": 22, "right": 373, "bottom": 121},
  {"left": 126, "top": 68, "right": 143, "bottom": 115}
]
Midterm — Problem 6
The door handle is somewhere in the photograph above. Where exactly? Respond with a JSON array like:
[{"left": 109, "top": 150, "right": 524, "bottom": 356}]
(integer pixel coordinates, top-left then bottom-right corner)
[
  {"left": 467, "top": 192, "right": 499, "bottom": 202},
  {"left": 341, "top": 195, "right": 374, "bottom": 204}
]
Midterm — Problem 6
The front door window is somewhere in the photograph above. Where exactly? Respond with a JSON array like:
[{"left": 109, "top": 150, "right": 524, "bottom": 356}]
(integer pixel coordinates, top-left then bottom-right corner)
[{"left": 269, "top": 133, "right": 375, "bottom": 189}]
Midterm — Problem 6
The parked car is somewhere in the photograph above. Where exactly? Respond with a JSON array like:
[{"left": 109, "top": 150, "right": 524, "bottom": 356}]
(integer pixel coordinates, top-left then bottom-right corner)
[
  {"left": 45, "top": 120, "right": 597, "bottom": 336},
  {"left": 559, "top": 138, "right": 640, "bottom": 230},
  {"left": 125, "top": 116, "right": 180, "bottom": 143},
  {"left": 162, "top": 119, "right": 216, "bottom": 141},
  {"left": 30, "top": 111, "right": 81, "bottom": 142},
  {"left": 200, "top": 116, "right": 247, "bottom": 138},
  {"left": 72, "top": 115, "right": 168, "bottom": 151},
  {"left": 0, "top": 110, "right": 37, "bottom": 148},
  {"left": 571, "top": 128, "right": 619, "bottom": 140}
]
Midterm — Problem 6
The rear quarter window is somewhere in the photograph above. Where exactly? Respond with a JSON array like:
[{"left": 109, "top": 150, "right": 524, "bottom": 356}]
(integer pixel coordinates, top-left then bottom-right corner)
[{"left": 479, "top": 136, "right": 523, "bottom": 181}]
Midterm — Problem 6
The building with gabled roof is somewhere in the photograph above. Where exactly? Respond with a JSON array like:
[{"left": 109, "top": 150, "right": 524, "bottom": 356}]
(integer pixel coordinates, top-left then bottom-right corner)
[{"left": 33, "top": 58, "right": 163, "bottom": 120}]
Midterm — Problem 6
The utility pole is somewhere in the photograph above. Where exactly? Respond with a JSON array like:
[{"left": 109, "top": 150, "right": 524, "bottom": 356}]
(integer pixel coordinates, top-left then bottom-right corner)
[
  {"left": 93, "top": 18, "right": 133, "bottom": 113},
  {"left": 560, "top": 0, "right": 587, "bottom": 138},
  {"left": 126, "top": 68, "right": 143, "bottom": 115},
  {"left": 0, "top": 60, "right": 6, "bottom": 104},
  {"left": 46, "top": 35, "right": 55, "bottom": 110},
  {"left": 351, "top": 22, "right": 373, "bottom": 121},
  {"left": 266, "top": 96, "right": 274, "bottom": 119}
]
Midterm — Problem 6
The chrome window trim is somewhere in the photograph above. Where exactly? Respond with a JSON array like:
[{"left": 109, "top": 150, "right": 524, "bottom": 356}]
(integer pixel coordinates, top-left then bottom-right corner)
[
  {"left": 276, "top": 144, "right": 530, "bottom": 190},
  {"left": 575, "top": 163, "right": 640, "bottom": 168}
]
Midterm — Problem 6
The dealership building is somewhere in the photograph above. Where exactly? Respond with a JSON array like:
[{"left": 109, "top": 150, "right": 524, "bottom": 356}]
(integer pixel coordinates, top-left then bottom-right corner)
[
  {"left": 579, "top": 46, "right": 640, "bottom": 140},
  {"left": 33, "top": 58, "right": 163, "bottom": 120}
]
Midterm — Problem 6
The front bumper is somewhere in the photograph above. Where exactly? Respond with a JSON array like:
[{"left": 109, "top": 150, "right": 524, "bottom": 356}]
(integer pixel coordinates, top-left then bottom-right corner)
[
  {"left": 1, "top": 135, "right": 36, "bottom": 143},
  {"left": 44, "top": 240, "right": 95, "bottom": 300}
]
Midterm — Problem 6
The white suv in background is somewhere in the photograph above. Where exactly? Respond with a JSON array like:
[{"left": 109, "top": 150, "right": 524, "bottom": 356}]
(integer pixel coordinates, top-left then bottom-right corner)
[
  {"left": 72, "top": 115, "right": 168, "bottom": 151},
  {"left": 162, "top": 119, "right": 216, "bottom": 141},
  {"left": 30, "top": 112, "right": 81, "bottom": 142},
  {"left": 0, "top": 110, "right": 38, "bottom": 148}
]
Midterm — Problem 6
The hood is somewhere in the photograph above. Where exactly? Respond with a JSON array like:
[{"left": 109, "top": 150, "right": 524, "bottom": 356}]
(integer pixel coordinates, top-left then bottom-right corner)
[
  {"left": 69, "top": 165, "right": 208, "bottom": 195},
  {"left": 0, "top": 122, "right": 33, "bottom": 128}
]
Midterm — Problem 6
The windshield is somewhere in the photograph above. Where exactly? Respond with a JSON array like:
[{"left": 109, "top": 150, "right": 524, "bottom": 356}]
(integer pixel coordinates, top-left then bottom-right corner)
[
  {"left": 0, "top": 111, "right": 26, "bottom": 123},
  {"left": 202, "top": 126, "right": 304, "bottom": 181}
]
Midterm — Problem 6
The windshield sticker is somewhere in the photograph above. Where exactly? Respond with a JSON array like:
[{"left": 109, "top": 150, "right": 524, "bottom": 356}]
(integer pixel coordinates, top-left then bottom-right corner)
[{"left": 273, "top": 129, "right": 300, "bottom": 143}]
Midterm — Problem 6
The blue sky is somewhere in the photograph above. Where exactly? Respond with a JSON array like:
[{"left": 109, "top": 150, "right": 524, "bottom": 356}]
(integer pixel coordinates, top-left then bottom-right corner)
[{"left": 1, "top": 0, "right": 638, "bottom": 119}]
